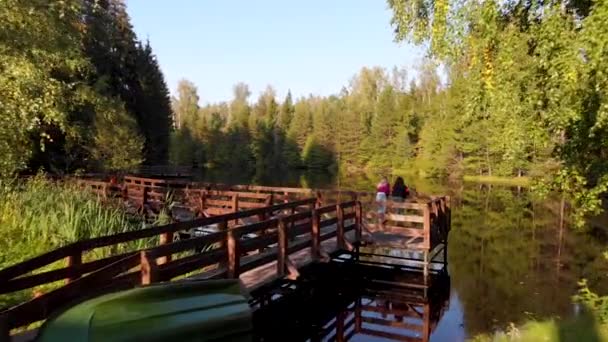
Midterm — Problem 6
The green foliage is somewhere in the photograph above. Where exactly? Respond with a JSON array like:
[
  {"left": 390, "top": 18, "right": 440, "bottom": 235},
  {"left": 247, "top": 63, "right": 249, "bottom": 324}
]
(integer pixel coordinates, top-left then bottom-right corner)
[
  {"left": 90, "top": 99, "right": 144, "bottom": 171},
  {"left": 302, "top": 135, "right": 334, "bottom": 170},
  {"left": 0, "top": 0, "right": 171, "bottom": 177},
  {"left": 0, "top": 0, "right": 89, "bottom": 177},
  {"left": 576, "top": 278, "right": 608, "bottom": 324},
  {"left": 388, "top": 0, "right": 608, "bottom": 223}
]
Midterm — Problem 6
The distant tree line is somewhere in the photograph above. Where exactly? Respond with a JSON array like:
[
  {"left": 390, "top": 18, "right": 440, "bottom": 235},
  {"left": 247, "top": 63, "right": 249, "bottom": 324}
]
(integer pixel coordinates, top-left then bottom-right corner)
[
  {"left": 171, "top": 60, "right": 556, "bottom": 180},
  {"left": 0, "top": 0, "right": 172, "bottom": 177}
]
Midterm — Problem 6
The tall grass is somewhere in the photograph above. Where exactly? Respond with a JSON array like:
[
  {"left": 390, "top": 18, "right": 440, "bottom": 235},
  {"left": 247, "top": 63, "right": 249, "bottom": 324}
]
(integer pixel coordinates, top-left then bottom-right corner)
[{"left": 0, "top": 176, "right": 142, "bottom": 270}]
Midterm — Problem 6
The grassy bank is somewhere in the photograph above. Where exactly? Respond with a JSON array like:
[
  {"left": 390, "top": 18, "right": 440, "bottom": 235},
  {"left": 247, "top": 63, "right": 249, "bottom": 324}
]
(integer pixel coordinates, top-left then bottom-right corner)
[
  {"left": 0, "top": 176, "right": 147, "bottom": 309},
  {"left": 463, "top": 175, "right": 531, "bottom": 187},
  {"left": 472, "top": 313, "right": 608, "bottom": 341}
]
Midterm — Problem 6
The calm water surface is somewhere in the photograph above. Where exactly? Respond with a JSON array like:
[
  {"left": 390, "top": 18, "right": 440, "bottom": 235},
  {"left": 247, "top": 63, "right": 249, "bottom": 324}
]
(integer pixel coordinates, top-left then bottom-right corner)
[{"left": 199, "top": 170, "right": 608, "bottom": 341}]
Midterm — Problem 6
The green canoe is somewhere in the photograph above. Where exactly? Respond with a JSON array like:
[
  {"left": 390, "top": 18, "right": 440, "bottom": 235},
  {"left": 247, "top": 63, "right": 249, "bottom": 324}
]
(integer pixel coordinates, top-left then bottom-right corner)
[{"left": 36, "top": 279, "right": 252, "bottom": 342}]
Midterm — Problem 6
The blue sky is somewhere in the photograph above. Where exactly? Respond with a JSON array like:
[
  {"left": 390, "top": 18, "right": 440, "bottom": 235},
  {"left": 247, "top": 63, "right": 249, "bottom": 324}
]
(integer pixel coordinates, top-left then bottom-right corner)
[{"left": 126, "top": 0, "right": 422, "bottom": 104}]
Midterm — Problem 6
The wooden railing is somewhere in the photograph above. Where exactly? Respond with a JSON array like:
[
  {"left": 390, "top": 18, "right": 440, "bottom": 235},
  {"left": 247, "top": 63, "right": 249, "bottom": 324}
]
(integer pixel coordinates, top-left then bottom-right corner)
[
  {"left": 76, "top": 176, "right": 450, "bottom": 250},
  {"left": 365, "top": 196, "right": 450, "bottom": 250},
  {"left": 190, "top": 182, "right": 376, "bottom": 205},
  {"left": 0, "top": 200, "right": 361, "bottom": 334},
  {"left": 0, "top": 198, "right": 316, "bottom": 293}
]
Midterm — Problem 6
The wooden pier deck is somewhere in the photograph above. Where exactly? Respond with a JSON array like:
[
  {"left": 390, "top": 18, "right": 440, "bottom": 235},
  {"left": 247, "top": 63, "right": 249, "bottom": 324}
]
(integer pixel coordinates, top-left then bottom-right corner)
[{"left": 0, "top": 176, "right": 451, "bottom": 340}]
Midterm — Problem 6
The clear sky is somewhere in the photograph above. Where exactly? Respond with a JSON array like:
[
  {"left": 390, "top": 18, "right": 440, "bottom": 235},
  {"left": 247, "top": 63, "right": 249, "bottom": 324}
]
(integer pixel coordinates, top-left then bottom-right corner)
[{"left": 126, "top": 0, "right": 422, "bottom": 104}]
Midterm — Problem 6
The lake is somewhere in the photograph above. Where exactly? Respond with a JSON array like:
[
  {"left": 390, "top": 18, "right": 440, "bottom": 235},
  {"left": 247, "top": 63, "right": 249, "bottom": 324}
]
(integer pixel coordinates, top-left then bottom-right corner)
[{"left": 200, "top": 169, "right": 608, "bottom": 341}]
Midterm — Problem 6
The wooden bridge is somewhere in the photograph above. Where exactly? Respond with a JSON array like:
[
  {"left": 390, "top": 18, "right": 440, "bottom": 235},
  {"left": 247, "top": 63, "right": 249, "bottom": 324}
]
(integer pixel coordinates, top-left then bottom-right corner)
[{"left": 0, "top": 176, "right": 451, "bottom": 340}]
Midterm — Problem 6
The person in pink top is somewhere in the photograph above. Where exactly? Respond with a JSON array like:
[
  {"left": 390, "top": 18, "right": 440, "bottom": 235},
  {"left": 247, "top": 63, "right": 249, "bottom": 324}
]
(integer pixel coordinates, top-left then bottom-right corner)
[{"left": 376, "top": 177, "right": 390, "bottom": 224}]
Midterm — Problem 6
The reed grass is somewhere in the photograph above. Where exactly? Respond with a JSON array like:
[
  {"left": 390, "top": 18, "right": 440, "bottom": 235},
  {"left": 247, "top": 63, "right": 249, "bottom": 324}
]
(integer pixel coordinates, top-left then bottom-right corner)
[{"left": 0, "top": 176, "right": 145, "bottom": 270}]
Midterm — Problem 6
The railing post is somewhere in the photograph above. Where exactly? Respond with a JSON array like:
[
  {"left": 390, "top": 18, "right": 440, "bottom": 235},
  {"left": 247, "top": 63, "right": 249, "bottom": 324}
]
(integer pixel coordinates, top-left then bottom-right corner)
[
  {"left": 122, "top": 183, "right": 128, "bottom": 201},
  {"left": 158, "top": 232, "right": 173, "bottom": 265},
  {"left": 336, "top": 310, "right": 346, "bottom": 342},
  {"left": 218, "top": 219, "right": 228, "bottom": 269},
  {"left": 446, "top": 195, "right": 451, "bottom": 232},
  {"left": 227, "top": 229, "right": 240, "bottom": 278},
  {"left": 199, "top": 190, "right": 206, "bottom": 216},
  {"left": 140, "top": 250, "right": 158, "bottom": 285},
  {"left": 289, "top": 206, "right": 296, "bottom": 240},
  {"left": 66, "top": 250, "right": 82, "bottom": 284},
  {"left": 336, "top": 204, "right": 345, "bottom": 250},
  {"left": 232, "top": 193, "right": 239, "bottom": 226},
  {"left": 316, "top": 191, "right": 323, "bottom": 208},
  {"left": 233, "top": 193, "right": 239, "bottom": 212},
  {"left": 142, "top": 185, "right": 149, "bottom": 210},
  {"left": 311, "top": 209, "right": 320, "bottom": 260},
  {"left": 423, "top": 203, "right": 431, "bottom": 249},
  {"left": 1, "top": 313, "right": 9, "bottom": 341},
  {"left": 355, "top": 201, "right": 363, "bottom": 243},
  {"left": 277, "top": 219, "right": 288, "bottom": 277}
]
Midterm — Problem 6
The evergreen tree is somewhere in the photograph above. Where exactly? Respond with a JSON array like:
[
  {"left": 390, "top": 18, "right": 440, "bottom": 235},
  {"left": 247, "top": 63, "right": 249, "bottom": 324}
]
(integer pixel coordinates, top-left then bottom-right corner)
[
  {"left": 134, "top": 41, "right": 173, "bottom": 164},
  {"left": 365, "top": 86, "right": 399, "bottom": 169},
  {"left": 287, "top": 99, "right": 313, "bottom": 148},
  {"left": 82, "top": 0, "right": 172, "bottom": 168},
  {"left": 278, "top": 91, "right": 295, "bottom": 130},
  {"left": 302, "top": 135, "right": 334, "bottom": 170}
]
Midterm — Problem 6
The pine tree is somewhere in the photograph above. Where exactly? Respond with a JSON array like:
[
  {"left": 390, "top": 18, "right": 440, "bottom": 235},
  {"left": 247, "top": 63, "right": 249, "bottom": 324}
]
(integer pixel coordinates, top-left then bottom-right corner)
[
  {"left": 287, "top": 99, "right": 313, "bottom": 148},
  {"left": 134, "top": 41, "right": 173, "bottom": 164},
  {"left": 279, "top": 91, "right": 295, "bottom": 129},
  {"left": 365, "top": 86, "right": 399, "bottom": 169}
]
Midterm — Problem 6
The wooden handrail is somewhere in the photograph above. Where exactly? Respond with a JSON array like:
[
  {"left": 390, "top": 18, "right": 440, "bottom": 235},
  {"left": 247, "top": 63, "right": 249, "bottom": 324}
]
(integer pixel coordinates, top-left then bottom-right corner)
[{"left": 0, "top": 198, "right": 316, "bottom": 282}]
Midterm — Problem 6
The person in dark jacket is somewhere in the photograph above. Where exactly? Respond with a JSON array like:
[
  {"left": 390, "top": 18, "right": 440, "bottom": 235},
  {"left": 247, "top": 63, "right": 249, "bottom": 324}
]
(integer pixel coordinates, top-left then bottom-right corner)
[{"left": 391, "top": 177, "right": 409, "bottom": 201}]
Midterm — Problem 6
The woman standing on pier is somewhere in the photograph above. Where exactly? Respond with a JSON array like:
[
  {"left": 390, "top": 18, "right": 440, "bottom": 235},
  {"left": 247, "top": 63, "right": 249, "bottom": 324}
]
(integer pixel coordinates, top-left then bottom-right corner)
[
  {"left": 391, "top": 176, "right": 409, "bottom": 202},
  {"left": 376, "top": 177, "right": 390, "bottom": 224}
]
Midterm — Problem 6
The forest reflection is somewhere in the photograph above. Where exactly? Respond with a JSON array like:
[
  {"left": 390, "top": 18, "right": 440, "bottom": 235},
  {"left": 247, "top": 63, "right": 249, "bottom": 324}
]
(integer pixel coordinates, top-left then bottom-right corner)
[{"left": 198, "top": 169, "right": 608, "bottom": 337}]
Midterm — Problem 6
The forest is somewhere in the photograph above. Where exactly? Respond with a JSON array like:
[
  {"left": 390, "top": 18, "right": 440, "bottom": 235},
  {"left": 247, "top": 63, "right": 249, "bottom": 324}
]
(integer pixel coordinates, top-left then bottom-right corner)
[{"left": 2, "top": 0, "right": 607, "bottom": 224}]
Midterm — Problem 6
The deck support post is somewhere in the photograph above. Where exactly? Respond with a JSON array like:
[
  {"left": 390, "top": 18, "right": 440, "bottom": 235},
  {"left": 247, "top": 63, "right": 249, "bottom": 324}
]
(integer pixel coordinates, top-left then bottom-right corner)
[
  {"left": 66, "top": 251, "right": 82, "bottom": 284},
  {"left": 277, "top": 219, "right": 288, "bottom": 277}
]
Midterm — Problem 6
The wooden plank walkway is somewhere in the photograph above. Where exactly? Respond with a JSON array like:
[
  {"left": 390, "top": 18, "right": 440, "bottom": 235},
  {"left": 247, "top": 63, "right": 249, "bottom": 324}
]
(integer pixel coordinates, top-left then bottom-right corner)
[{"left": 238, "top": 228, "right": 354, "bottom": 291}]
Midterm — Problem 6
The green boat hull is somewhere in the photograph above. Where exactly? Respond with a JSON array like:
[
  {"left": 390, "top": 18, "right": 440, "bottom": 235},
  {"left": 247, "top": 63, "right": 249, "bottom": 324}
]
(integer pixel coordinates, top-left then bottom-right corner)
[{"left": 36, "top": 279, "right": 252, "bottom": 342}]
